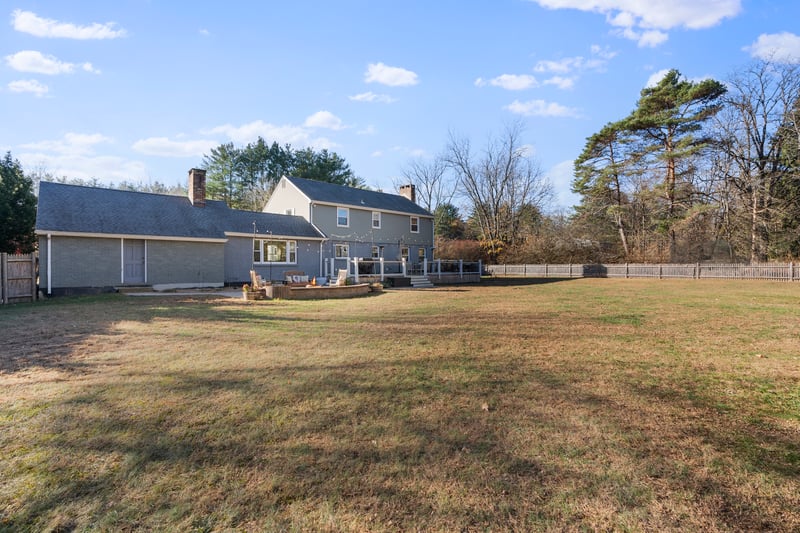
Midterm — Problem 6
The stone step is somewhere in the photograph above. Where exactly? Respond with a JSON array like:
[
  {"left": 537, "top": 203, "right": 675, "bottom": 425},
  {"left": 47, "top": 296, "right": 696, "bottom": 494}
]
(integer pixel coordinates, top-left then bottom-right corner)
[{"left": 408, "top": 276, "right": 435, "bottom": 289}]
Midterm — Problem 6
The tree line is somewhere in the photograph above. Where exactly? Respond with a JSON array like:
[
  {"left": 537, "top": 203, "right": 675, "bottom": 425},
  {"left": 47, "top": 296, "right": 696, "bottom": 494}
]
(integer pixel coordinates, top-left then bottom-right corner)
[
  {"left": 4, "top": 60, "right": 798, "bottom": 264},
  {"left": 201, "top": 139, "right": 362, "bottom": 211},
  {"left": 411, "top": 60, "right": 800, "bottom": 264}
]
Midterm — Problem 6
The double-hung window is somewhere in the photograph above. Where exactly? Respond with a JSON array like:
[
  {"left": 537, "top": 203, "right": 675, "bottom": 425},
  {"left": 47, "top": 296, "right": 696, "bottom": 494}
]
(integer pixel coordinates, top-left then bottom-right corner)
[
  {"left": 335, "top": 243, "right": 349, "bottom": 258},
  {"left": 253, "top": 239, "right": 297, "bottom": 264},
  {"left": 337, "top": 207, "right": 349, "bottom": 227},
  {"left": 372, "top": 211, "right": 381, "bottom": 229},
  {"left": 410, "top": 216, "right": 419, "bottom": 233}
]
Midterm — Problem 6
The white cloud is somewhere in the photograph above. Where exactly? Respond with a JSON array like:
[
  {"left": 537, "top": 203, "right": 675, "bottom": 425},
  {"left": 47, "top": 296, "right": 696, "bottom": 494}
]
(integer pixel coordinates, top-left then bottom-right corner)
[
  {"left": 615, "top": 27, "right": 669, "bottom": 47},
  {"left": 12, "top": 9, "right": 127, "bottom": 39},
  {"left": 479, "top": 74, "right": 539, "bottom": 90},
  {"left": 5, "top": 50, "right": 99, "bottom": 75},
  {"left": 745, "top": 32, "right": 800, "bottom": 64},
  {"left": 544, "top": 76, "right": 575, "bottom": 89},
  {"left": 530, "top": 0, "right": 741, "bottom": 46},
  {"left": 18, "top": 152, "right": 148, "bottom": 183},
  {"left": 357, "top": 125, "right": 378, "bottom": 135},
  {"left": 364, "top": 62, "right": 419, "bottom": 86},
  {"left": 546, "top": 159, "right": 581, "bottom": 210},
  {"left": 16, "top": 132, "right": 146, "bottom": 183},
  {"left": 505, "top": 99, "right": 581, "bottom": 118},
  {"left": 199, "top": 28, "right": 210, "bottom": 37},
  {"left": 645, "top": 68, "right": 671, "bottom": 88},
  {"left": 349, "top": 91, "right": 397, "bottom": 103},
  {"left": 132, "top": 137, "right": 218, "bottom": 157},
  {"left": 21, "top": 132, "right": 112, "bottom": 156},
  {"left": 8, "top": 79, "right": 49, "bottom": 97},
  {"left": 204, "top": 120, "right": 337, "bottom": 150},
  {"left": 304, "top": 110, "right": 345, "bottom": 130},
  {"left": 371, "top": 150, "right": 384, "bottom": 157}
]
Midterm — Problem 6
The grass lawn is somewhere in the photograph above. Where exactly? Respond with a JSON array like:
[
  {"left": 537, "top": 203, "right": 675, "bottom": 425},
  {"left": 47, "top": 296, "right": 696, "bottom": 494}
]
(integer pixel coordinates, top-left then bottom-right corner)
[{"left": 1, "top": 279, "right": 799, "bottom": 532}]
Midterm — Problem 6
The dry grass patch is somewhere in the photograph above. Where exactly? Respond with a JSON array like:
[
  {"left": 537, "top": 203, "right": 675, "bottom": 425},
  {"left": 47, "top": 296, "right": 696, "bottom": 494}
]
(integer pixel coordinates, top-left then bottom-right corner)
[{"left": 1, "top": 280, "right": 799, "bottom": 531}]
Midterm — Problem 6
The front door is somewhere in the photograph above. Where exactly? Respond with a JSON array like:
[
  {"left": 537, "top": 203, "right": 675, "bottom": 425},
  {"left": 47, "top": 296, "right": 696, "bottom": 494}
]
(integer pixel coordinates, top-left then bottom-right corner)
[{"left": 124, "top": 240, "right": 145, "bottom": 284}]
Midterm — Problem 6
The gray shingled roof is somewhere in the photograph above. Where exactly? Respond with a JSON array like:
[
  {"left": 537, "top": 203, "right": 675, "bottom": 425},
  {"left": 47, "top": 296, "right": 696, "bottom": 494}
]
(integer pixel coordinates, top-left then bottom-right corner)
[
  {"left": 36, "top": 182, "right": 324, "bottom": 240},
  {"left": 287, "top": 176, "right": 433, "bottom": 217}
]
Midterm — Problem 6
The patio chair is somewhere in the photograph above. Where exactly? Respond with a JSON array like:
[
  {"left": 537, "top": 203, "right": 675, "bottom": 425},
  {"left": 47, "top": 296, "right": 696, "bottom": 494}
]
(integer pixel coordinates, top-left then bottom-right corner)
[
  {"left": 331, "top": 269, "right": 349, "bottom": 286},
  {"left": 250, "top": 270, "right": 269, "bottom": 288}
]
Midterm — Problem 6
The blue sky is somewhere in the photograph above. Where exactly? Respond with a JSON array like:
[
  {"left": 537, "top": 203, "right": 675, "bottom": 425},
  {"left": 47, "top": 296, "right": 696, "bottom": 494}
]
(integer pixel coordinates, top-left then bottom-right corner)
[{"left": 4, "top": 1, "right": 800, "bottom": 211}]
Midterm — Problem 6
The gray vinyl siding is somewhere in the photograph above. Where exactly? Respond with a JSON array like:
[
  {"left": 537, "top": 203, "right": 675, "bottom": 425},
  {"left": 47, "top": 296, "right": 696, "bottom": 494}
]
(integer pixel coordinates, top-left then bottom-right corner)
[
  {"left": 263, "top": 180, "right": 311, "bottom": 220},
  {"left": 224, "top": 236, "right": 322, "bottom": 283},
  {"left": 41, "top": 236, "right": 121, "bottom": 289},
  {"left": 38, "top": 236, "right": 225, "bottom": 290},
  {"left": 147, "top": 240, "right": 224, "bottom": 285}
]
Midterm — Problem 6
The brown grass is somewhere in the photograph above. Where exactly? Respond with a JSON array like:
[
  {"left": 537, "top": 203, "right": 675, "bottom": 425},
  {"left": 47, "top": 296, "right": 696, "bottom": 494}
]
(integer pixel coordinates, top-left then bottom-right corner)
[{"left": 1, "top": 279, "right": 799, "bottom": 532}]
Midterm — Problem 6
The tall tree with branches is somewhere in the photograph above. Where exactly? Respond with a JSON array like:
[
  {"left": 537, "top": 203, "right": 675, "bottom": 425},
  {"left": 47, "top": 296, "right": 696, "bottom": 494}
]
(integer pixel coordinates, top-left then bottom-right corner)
[
  {"left": 444, "top": 122, "right": 551, "bottom": 261},
  {"left": 624, "top": 69, "right": 726, "bottom": 260},
  {"left": 0, "top": 152, "right": 37, "bottom": 254},
  {"left": 713, "top": 60, "right": 800, "bottom": 261}
]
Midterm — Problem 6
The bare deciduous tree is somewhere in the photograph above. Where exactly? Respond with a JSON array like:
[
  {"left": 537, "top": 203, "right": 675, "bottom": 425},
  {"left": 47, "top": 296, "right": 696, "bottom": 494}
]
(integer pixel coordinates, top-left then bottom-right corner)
[
  {"left": 443, "top": 122, "right": 551, "bottom": 260},
  {"left": 713, "top": 60, "right": 800, "bottom": 261}
]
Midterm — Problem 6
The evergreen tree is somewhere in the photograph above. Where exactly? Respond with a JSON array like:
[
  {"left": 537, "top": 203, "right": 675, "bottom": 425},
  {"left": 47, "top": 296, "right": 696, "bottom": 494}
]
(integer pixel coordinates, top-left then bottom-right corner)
[
  {"left": 0, "top": 152, "right": 37, "bottom": 254},
  {"left": 624, "top": 69, "right": 726, "bottom": 260}
]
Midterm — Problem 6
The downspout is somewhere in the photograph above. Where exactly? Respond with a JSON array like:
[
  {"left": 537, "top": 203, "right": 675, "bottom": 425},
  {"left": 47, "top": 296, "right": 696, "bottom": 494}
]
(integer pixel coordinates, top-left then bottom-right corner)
[
  {"left": 120, "top": 238, "right": 125, "bottom": 284},
  {"left": 144, "top": 240, "right": 148, "bottom": 283},
  {"left": 46, "top": 233, "right": 52, "bottom": 295}
]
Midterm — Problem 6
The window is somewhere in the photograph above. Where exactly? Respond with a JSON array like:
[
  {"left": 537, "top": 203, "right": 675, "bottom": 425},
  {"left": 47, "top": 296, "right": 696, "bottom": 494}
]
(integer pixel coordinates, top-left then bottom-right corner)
[
  {"left": 335, "top": 243, "right": 349, "bottom": 258},
  {"left": 371, "top": 246, "right": 379, "bottom": 258},
  {"left": 337, "top": 207, "right": 349, "bottom": 227},
  {"left": 418, "top": 247, "right": 426, "bottom": 261},
  {"left": 410, "top": 216, "right": 419, "bottom": 233},
  {"left": 401, "top": 246, "right": 409, "bottom": 261},
  {"left": 253, "top": 239, "right": 297, "bottom": 264},
  {"left": 285, "top": 208, "right": 295, "bottom": 216},
  {"left": 372, "top": 211, "right": 381, "bottom": 229}
]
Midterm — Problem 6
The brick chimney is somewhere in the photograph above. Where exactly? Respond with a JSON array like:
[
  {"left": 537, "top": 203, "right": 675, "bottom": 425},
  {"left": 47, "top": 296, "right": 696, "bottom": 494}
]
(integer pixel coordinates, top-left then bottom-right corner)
[
  {"left": 399, "top": 184, "right": 416, "bottom": 204},
  {"left": 188, "top": 168, "right": 206, "bottom": 207}
]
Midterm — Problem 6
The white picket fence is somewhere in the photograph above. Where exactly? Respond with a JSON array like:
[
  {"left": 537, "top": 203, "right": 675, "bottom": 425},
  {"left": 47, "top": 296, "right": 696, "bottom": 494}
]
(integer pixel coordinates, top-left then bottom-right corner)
[{"left": 486, "top": 262, "right": 800, "bottom": 281}]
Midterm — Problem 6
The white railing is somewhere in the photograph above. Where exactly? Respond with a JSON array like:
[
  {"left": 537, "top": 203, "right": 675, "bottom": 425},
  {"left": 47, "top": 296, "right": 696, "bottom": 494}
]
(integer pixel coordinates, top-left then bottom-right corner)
[
  {"left": 332, "top": 258, "right": 483, "bottom": 283},
  {"left": 486, "top": 262, "right": 800, "bottom": 281}
]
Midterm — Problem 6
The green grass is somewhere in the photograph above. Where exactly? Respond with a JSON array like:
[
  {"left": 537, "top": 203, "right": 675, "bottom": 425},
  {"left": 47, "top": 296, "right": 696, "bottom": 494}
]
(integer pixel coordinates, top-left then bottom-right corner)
[{"left": 1, "top": 279, "right": 799, "bottom": 531}]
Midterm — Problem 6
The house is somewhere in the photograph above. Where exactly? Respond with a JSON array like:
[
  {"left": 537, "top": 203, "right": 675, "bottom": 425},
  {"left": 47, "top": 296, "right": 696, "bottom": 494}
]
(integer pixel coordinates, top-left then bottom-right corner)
[
  {"left": 35, "top": 169, "right": 434, "bottom": 295},
  {"left": 35, "top": 169, "right": 326, "bottom": 295},
  {"left": 263, "top": 176, "right": 434, "bottom": 277}
]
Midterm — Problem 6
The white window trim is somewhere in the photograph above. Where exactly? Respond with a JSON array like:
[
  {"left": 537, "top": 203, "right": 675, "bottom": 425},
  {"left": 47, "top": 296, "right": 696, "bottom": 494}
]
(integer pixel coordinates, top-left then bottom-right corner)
[
  {"left": 372, "top": 211, "right": 381, "bottom": 229},
  {"left": 335, "top": 243, "right": 349, "bottom": 258},
  {"left": 400, "top": 246, "right": 409, "bottom": 261},
  {"left": 253, "top": 239, "right": 298, "bottom": 265},
  {"left": 410, "top": 216, "right": 420, "bottom": 233},
  {"left": 337, "top": 206, "right": 350, "bottom": 228}
]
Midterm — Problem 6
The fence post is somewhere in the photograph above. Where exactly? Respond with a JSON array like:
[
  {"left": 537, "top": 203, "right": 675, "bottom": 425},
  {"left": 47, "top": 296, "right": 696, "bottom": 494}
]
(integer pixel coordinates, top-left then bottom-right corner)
[
  {"left": 354, "top": 257, "right": 360, "bottom": 283},
  {"left": 31, "top": 253, "right": 37, "bottom": 301},
  {"left": 459, "top": 259, "right": 463, "bottom": 279},
  {"left": 1, "top": 253, "right": 6, "bottom": 304},
  {"left": 625, "top": 262, "right": 629, "bottom": 279},
  {"left": 569, "top": 263, "right": 573, "bottom": 278},
  {"left": 659, "top": 264, "right": 663, "bottom": 279},
  {"left": 379, "top": 257, "right": 385, "bottom": 282}
]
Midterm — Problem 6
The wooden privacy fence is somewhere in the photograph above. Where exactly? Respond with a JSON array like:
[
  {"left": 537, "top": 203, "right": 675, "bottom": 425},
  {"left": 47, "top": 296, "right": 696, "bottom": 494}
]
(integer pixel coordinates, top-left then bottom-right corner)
[
  {"left": 1, "top": 253, "right": 38, "bottom": 304},
  {"left": 487, "top": 262, "right": 800, "bottom": 282}
]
